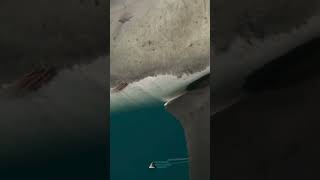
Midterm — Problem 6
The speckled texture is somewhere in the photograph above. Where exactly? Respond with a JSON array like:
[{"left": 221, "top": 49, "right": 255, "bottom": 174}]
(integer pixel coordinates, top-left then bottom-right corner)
[{"left": 110, "top": 0, "right": 210, "bottom": 86}]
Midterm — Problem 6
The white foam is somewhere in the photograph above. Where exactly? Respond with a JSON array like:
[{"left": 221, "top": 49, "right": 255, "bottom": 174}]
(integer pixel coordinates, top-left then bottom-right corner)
[{"left": 110, "top": 66, "right": 210, "bottom": 112}]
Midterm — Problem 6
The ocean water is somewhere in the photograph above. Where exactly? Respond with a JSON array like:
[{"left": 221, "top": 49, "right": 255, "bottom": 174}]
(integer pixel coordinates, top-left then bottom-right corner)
[{"left": 110, "top": 102, "right": 189, "bottom": 180}]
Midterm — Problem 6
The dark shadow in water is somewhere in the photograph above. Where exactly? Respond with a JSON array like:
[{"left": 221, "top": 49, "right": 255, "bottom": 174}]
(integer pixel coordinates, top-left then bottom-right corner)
[{"left": 213, "top": 36, "right": 320, "bottom": 179}]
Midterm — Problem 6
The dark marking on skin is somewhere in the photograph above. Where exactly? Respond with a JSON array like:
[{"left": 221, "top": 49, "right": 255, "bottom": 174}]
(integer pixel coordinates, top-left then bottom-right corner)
[
  {"left": 119, "top": 15, "right": 134, "bottom": 24},
  {"left": 111, "top": 81, "right": 128, "bottom": 93},
  {"left": 6, "top": 65, "right": 57, "bottom": 96}
]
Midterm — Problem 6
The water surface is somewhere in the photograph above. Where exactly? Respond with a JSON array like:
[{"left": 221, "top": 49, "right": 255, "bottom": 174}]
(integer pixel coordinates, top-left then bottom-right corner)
[{"left": 110, "top": 102, "right": 189, "bottom": 180}]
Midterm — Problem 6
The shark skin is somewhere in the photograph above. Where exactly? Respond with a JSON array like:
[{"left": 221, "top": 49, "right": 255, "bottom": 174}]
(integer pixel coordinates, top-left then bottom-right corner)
[{"left": 110, "top": 1, "right": 210, "bottom": 180}]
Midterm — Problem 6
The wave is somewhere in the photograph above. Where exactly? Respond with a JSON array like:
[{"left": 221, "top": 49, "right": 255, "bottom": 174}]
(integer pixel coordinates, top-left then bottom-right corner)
[{"left": 110, "top": 66, "right": 210, "bottom": 112}]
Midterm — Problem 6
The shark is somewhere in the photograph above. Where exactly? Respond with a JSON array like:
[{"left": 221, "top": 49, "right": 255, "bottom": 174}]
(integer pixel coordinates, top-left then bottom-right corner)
[
  {"left": 111, "top": 0, "right": 320, "bottom": 180},
  {"left": 110, "top": 0, "right": 210, "bottom": 180},
  {"left": 0, "top": 0, "right": 318, "bottom": 179}
]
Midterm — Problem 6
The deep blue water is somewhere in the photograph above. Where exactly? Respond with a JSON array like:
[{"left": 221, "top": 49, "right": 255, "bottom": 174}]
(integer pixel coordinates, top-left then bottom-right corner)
[{"left": 110, "top": 102, "right": 189, "bottom": 180}]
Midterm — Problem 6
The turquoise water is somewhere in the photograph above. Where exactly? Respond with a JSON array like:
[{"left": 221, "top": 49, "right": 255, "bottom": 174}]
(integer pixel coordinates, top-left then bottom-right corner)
[{"left": 110, "top": 102, "right": 189, "bottom": 180}]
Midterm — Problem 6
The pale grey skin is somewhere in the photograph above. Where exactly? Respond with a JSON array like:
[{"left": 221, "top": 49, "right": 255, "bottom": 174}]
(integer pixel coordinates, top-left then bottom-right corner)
[
  {"left": 111, "top": 1, "right": 210, "bottom": 180},
  {"left": 113, "top": 1, "right": 320, "bottom": 180},
  {"left": 110, "top": 0, "right": 210, "bottom": 86},
  {"left": 110, "top": 0, "right": 320, "bottom": 179}
]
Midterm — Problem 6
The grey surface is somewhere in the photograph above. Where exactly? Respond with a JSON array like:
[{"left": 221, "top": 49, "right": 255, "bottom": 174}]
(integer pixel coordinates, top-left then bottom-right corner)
[
  {"left": 166, "top": 87, "right": 210, "bottom": 180},
  {"left": 110, "top": 2, "right": 210, "bottom": 180},
  {"left": 212, "top": 0, "right": 320, "bottom": 53},
  {"left": 0, "top": 57, "right": 108, "bottom": 179},
  {"left": 110, "top": 0, "right": 210, "bottom": 86},
  {"left": 211, "top": 0, "right": 320, "bottom": 113},
  {"left": 0, "top": 0, "right": 108, "bottom": 85},
  {"left": 212, "top": 1, "right": 320, "bottom": 179},
  {"left": 213, "top": 69, "right": 320, "bottom": 180},
  {"left": 0, "top": 1, "right": 108, "bottom": 179}
]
